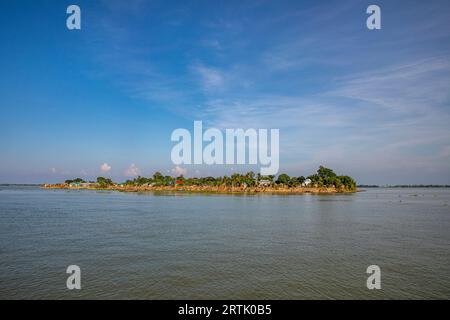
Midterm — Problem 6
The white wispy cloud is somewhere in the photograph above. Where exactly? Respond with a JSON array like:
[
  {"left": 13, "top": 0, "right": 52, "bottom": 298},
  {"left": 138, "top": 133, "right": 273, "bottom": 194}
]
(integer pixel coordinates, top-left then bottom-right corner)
[
  {"left": 191, "top": 53, "right": 450, "bottom": 184},
  {"left": 79, "top": 0, "right": 450, "bottom": 183},
  {"left": 100, "top": 163, "right": 111, "bottom": 173},
  {"left": 329, "top": 57, "right": 450, "bottom": 113},
  {"left": 171, "top": 166, "right": 187, "bottom": 176},
  {"left": 125, "top": 164, "right": 140, "bottom": 177},
  {"left": 191, "top": 64, "right": 225, "bottom": 93}
]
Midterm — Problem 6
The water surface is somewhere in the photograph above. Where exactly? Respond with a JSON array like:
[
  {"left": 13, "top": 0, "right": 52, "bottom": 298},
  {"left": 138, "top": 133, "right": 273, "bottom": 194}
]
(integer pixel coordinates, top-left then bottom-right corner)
[{"left": 0, "top": 186, "right": 449, "bottom": 299}]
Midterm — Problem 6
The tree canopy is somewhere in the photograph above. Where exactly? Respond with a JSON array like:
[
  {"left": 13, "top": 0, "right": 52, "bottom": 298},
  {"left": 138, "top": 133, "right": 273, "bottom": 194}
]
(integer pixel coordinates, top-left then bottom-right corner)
[
  {"left": 63, "top": 166, "right": 357, "bottom": 191},
  {"left": 65, "top": 178, "right": 85, "bottom": 184}
]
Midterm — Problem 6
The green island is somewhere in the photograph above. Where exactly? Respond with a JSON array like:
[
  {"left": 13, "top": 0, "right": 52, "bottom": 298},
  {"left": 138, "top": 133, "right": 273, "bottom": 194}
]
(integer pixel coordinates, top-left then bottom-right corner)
[{"left": 43, "top": 166, "right": 357, "bottom": 194}]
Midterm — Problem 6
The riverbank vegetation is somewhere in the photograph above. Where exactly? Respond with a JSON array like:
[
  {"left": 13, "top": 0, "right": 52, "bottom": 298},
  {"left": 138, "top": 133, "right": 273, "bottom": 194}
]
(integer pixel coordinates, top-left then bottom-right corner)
[{"left": 44, "top": 166, "right": 357, "bottom": 193}]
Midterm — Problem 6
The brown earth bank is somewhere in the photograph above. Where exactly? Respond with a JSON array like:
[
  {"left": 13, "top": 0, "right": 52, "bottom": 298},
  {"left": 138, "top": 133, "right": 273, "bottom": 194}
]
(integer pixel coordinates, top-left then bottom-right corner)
[{"left": 42, "top": 184, "right": 357, "bottom": 194}]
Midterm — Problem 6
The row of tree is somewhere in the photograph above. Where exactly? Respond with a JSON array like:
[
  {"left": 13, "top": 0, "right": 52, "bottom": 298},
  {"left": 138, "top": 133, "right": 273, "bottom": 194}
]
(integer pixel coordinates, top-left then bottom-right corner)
[
  {"left": 307, "top": 166, "right": 357, "bottom": 190},
  {"left": 64, "top": 166, "right": 356, "bottom": 191},
  {"left": 124, "top": 166, "right": 356, "bottom": 190},
  {"left": 65, "top": 177, "right": 114, "bottom": 188}
]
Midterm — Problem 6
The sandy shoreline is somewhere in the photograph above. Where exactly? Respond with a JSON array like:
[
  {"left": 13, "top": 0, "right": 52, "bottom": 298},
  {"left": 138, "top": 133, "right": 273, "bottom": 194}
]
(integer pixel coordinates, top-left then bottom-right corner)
[{"left": 42, "top": 184, "right": 356, "bottom": 194}]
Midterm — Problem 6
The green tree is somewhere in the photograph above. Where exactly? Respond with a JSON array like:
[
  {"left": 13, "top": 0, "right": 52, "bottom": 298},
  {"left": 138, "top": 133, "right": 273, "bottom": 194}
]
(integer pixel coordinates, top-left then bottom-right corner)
[
  {"left": 337, "top": 175, "right": 357, "bottom": 191},
  {"left": 316, "top": 166, "right": 339, "bottom": 187},
  {"left": 308, "top": 174, "right": 323, "bottom": 187},
  {"left": 276, "top": 173, "right": 291, "bottom": 185},
  {"left": 317, "top": 166, "right": 336, "bottom": 179},
  {"left": 289, "top": 176, "right": 305, "bottom": 187},
  {"left": 97, "top": 176, "right": 113, "bottom": 187},
  {"left": 163, "top": 175, "right": 174, "bottom": 186},
  {"left": 65, "top": 178, "right": 85, "bottom": 185},
  {"left": 151, "top": 172, "right": 165, "bottom": 185},
  {"left": 231, "top": 173, "right": 241, "bottom": 186},
  {"left": 134, "top": 176, "right": 150, "bottom": 186}
]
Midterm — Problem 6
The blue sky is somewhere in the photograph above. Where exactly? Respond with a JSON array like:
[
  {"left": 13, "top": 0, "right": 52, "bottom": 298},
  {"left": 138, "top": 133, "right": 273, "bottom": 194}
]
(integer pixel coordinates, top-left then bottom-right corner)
[{"left": 1, "top": 0, "right": 450, "bottom": 184}]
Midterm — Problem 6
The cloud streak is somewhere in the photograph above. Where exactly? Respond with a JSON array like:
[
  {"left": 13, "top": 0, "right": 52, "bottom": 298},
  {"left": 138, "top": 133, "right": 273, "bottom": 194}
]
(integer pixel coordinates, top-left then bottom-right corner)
[{"left": 78, "top": 0, "right": 450, "bottom": 184}]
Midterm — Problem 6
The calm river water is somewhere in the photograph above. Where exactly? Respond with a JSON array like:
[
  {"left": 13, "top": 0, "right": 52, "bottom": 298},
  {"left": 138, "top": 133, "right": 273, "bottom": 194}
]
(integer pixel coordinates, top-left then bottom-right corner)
[{"left": 0, "top": 186, "right": 449, "bottom": 299}]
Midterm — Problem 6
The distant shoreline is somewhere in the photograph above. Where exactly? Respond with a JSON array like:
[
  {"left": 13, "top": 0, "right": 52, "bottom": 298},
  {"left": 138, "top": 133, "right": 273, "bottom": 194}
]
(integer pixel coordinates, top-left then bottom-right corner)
[
  {"left": 2, "top": 184, "right": 448, "bottom": 189},
  {"left": 358, "top": 185, "right": 450, "bottom": 188},
  {"left": 0, "top": 184, "right": 42, "bottom": 186}
]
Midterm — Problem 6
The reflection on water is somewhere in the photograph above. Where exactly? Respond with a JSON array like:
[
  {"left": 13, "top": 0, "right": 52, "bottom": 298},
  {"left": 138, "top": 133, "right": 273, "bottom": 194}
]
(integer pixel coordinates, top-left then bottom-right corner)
[{"left": 0, "top": 186, "right": 449, "bottom": 299}]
